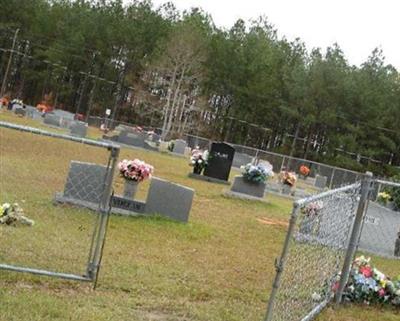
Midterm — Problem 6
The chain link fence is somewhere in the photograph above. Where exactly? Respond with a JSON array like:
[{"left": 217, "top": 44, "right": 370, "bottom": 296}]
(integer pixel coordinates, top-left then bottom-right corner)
[
  {"left": 81, "top": 117, "right": 362, "bottom": 190},
  {"left": 357, "top": 179, "right": 400, "bottom": 259},
  {"left": 265, "top": 183, "right": 362, "bottom": 321},
  {"left": 0, "top": 121, "right": 119, "bottom": 284}
]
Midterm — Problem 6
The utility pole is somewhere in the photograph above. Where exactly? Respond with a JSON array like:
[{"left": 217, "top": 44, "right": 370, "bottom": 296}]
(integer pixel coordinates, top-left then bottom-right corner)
[
  {"left": 76, "top": 52, "right": 97, "bottom": 116},
  {"left": 1, "top": 28, "right": 20, "bottom": 97}
]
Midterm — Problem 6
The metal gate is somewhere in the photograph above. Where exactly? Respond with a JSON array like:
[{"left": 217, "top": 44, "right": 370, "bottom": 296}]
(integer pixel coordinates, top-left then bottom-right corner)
[
  {"left": 264, "top": 182, "right": 364, "bottom": 321},
  {"left": 0, "top": 121, "right": 119, "bottom": 285}
]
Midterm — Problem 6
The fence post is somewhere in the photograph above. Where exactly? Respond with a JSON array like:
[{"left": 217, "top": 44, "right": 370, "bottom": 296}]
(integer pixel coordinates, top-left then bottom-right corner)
[
  {"left": 334, "top": 171, "right": 373, "bottom": 305},
  {"left": 264, "top": 204, "right": 300, "bottom": 321},
  {"left": 329, "top": 167, "right": 336, "bottom": 189},
  {"left": 254, "top": 149, "right": 259, "bottom": 165},
  {"left": 86, "top": 146, "right": 120, "bottom": 282},
  {"left": 280, "top": 156, "right": 286, "bottom": 172}
]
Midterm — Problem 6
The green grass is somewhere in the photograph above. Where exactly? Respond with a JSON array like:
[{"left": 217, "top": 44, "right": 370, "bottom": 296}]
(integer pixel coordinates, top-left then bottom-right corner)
[{"left": 0, "top": 111, "right": 399, "bottom": 321}]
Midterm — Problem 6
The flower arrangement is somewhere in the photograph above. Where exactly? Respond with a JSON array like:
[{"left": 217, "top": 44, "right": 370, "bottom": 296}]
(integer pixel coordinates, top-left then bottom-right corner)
[
  {"left": 241, "top": 162, "right": 274, "bottom": 184},
  {"left": 377, "top": 191, "right": 391, "bottom": 205},
  {"left": 190, "top": 148, "right": 208, "bottom": 174},
  {"left": 0, "top": 202, "right": 34, "bottom": 226},
  {"left": 299, "top": 165, "right": 310, "bottom": 177},
  {"left": 302, "top": 201, "right": 324, "bottom": 217},
  {"left": 279, "top": 170, "right": 297, "bottom": 187},
  {"left": 118, "top": 159, "right": 154, "bottom": 182},
  {"left": 343, "top": 256, "right": 400, "bottom": 306}
]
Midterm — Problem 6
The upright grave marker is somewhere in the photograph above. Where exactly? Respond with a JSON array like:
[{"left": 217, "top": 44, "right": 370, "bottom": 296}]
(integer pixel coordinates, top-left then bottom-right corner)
[
  {"left": 172, "top": 139, "right": 187, "bottom": 155},
  {"left": 69, "top": 121, "right": 88, "bottom": 138},
  {"left": 55, "top": 161, "right": 107, "bottom": 208},
  {"left": 203, "top": 142, "right": 235, "bottom": 182}
]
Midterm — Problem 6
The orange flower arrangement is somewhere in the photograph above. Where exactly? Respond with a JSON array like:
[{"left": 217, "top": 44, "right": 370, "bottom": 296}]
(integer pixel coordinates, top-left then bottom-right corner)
[{"left": 299, "top": 165, "right": 310, "bottom": 177}]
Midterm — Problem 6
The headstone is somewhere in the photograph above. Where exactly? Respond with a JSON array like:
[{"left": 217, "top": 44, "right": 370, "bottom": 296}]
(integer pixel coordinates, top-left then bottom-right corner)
[
  {"left": 159, "top": 141, "right": 169, "bottom": 152},
  {"left": 118, "top": 131, "right": 146, "bottom": 147},
  {"left": 172, "top": 139, "right": 187, "bottom": 154},
  {"left": 44, "top": 113, "right": 61, "bottom": 127},
  {"left": 232, "top": 152, "right": 253, "bottom": 168},
  {"left": 11, "top": 103, "right": 23, "bottom": 111},
  {"left": 395, "top": 233, "right": 400, "bottom": 257},
  {"left": 203, "top": 142, "right": 235, "bottom": 182},
  {"left": 145, "top": 177, "right": 194, "bottom": 222},
  {"left": 69, "top": 121, "right": 87, "bottom": 137},
  {"left": 14, "top": 107, "right": 26, "bottom": 117},
  {"left": 315, "top": 175, "right": 328, "bottom": 189},
  {"left": 52, "top": 109, "right": 75, "bottom": 128},
  {"left": 25, "top": 106, "right": 41, "bottom": 119},
  {"left": 231, "top": 176, "right": 265, "bottom": 198},
  {"left": 184, "top": 147, "right": 192, "bottom": 157},
  {"left": 53, "top": 109, "right": 75, "bottom": 120},
  {"left": 62, "top": 161, "right": 107, "bottom": 204},
  {"left": 60, "top": 117, "right": 73, "bottom": 128}
]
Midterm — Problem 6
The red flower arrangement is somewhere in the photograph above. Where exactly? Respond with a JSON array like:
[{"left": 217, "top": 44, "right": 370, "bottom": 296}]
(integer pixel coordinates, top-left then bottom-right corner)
[{"left": 299, "top": 165, "right": 310, "bottom": 177}]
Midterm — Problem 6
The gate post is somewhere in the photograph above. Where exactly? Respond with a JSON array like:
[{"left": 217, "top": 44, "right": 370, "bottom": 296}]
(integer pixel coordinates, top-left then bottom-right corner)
[
  {"left": 334, "top": 172, "right": 373, "bottom": 305},
  {"left": 264, "top": 204, "right": 300, "bottom": 321}
]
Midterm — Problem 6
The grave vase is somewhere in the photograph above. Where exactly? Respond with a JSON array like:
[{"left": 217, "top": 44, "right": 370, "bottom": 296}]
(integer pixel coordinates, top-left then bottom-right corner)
[
  {"left": 123, "top": 179, "right": 139, "bottom": 199},
  {"left": 193, "top": 164, "right": 203, "bottom": 175}
]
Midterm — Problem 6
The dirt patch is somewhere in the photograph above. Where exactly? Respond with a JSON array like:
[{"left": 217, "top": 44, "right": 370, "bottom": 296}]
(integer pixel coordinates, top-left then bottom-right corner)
[{"left": 256, "top": 217, "right": 289, "bottom": 228}]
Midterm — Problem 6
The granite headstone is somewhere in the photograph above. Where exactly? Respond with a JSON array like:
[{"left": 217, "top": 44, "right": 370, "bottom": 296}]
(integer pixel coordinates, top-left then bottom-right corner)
[
  {"left": 44, "top": 113, "right": 61, "bottom": 127},
  {"left": 203, "top": 142, "right": 235, "bottom": 181},
  {"left": 62, "top": 161, "right": 107, "bottom": 204},
  {"left": 145, "top": 177, "right": 194, "bottom": 222},
  {"left": 172, "top": 139, "right": 187, "bottom": 154},
  {"left": 69, "top": 121, "right": 88, "bottom": 137}
]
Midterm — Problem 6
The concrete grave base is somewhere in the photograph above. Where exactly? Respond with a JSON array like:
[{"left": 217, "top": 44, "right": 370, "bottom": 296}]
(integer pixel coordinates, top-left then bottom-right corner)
[
  {"left": 188, "top": 172, "right": 231, "bottom": 185},
  {"left": 223, "top": 190, "right": 269, "bottom": 203}
]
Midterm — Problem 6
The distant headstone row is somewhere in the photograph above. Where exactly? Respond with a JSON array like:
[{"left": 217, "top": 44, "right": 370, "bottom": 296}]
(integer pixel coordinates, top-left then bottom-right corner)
[{"left": 10, "top": 106, "right": 88, "bottom": 138}]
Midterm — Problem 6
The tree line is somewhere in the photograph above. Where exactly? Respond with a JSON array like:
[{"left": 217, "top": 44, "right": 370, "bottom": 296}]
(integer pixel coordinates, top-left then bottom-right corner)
[{"left": 0, "top": 0, "right": 399, "bottom": 176}]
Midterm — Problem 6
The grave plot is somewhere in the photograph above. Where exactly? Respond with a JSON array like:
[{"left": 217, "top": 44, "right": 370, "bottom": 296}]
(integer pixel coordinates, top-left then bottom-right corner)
[
  {"left": 0, "top": 121, "right": 118, "bottom": 283},
  {"left": 56, "top": 160, "right": 195, "bottom": 223}
]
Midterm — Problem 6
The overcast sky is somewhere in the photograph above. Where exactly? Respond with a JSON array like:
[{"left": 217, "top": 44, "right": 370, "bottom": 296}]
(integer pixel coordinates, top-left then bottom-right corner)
[{"left": 150, "top": 0, "right": 399, "bottom": 69}]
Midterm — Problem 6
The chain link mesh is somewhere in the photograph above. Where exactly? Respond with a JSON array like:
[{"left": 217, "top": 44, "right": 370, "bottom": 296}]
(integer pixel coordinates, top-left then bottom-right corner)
[
  {"left": 0, "top": 122, "right": 115, "bottom": 278},
  {"left": 267, "top": 183, "right": 361, "bottom": 321},
  {"left": 357, "top": 180, "right": 400, "bottom": 259}
]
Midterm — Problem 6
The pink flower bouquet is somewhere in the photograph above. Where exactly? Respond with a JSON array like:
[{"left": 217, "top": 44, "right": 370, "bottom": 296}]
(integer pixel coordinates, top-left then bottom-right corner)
[{"left": 118, "top": 159, "right": 154, "bottom": 182}]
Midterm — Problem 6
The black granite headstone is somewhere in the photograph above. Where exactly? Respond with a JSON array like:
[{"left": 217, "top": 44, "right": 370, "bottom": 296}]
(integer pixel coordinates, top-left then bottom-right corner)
[{"left": 203, "top": 142, "right": 235, "bottom": 181}]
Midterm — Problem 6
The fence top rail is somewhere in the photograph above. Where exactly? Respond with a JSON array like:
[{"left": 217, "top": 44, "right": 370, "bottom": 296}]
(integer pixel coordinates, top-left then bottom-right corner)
[
  {"left": 375, "top": 179, "right": 400, "bottom": 188},
  {"left": 294, "top": 182, "right": 361, "bottom": 207},
  {"left": 0, "top": 121, "right": 120, "bottom": 150}
]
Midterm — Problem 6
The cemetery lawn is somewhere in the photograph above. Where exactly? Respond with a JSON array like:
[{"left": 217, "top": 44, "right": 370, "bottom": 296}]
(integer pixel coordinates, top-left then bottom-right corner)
[{"left": 0, "top": 113, "right": 399, "bottom": 321}]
